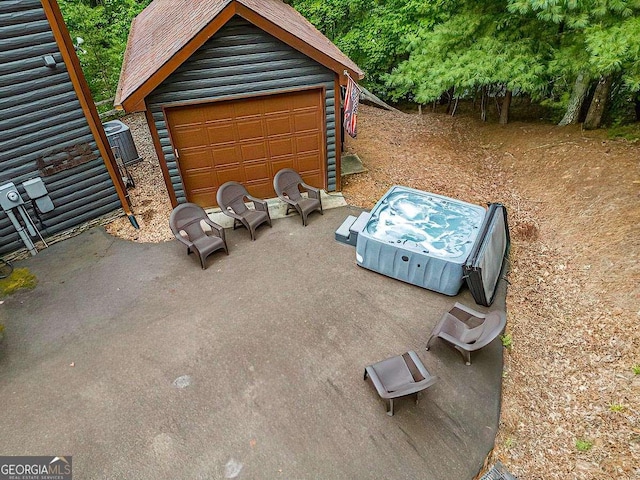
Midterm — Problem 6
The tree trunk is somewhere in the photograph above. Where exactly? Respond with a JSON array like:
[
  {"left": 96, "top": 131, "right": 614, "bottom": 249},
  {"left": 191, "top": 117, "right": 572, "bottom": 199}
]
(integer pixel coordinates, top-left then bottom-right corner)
[
  {"left": 635, "top": 94, "right": 640, "bottom": 121},
  {"left": 445, "top": 87, "right": 455, "bottom": 114},
  {"left": 558, "top": 72, "right": 591, "bottom": 126},
  {"left": 499, "top": 90, "right": 512, "bottom": 124},
  {"left": 583, "top": 75, "right": 612, "bottom": 130},
  {"left": 480, "top": 86, "right": 487, "bottom": 122},
  {"left": 451, "top": 96, "right": 459, "bottom": 116}
]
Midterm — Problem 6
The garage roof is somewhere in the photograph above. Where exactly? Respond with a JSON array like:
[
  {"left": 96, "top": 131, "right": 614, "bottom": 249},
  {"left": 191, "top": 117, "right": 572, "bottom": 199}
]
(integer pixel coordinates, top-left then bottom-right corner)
[{"left": 115, "top": 0, "right": 364, "bottom": 112}]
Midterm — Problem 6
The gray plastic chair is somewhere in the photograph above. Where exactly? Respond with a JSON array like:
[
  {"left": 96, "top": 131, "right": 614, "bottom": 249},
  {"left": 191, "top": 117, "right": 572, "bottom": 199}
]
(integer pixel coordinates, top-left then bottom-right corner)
[
  {"left": 169, "top": 203, "right": 228, "bottom": 269},
  {"left": 426, "top": 302, "right": 507, "bottom": 365},
  {"left": 273, "top": 168, "right": 322, "bottom": 226},
  {"left": 364, "top": 350, "right": 437, "bottom": 416},
  {"left": 216, "top": 181, "right": 272, "bottom": 241}
]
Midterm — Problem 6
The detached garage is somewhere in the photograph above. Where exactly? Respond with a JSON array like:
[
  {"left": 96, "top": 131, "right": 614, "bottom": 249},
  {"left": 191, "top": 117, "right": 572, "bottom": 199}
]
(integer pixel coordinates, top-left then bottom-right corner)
[{"left": 115, "top": 0, "right": 363, "bottom": 208}]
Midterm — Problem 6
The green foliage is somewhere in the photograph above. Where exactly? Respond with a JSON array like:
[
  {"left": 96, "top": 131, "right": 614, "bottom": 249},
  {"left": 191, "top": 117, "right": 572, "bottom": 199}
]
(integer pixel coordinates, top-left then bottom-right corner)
[
  {"left": 59, "top": 0, "right": 640, "bottom": 125},
  {"left": 575, "top": 438, "right": 593, "bottom": 452},
  {"left": 633, "top": 364, "right": 640, "bottom": 375},
  {"left": 58, "top": 0, "right": 151, "bottom": 102},
  {"left": 290, "top": 0, "right": 447, "bottom": 96},
  {"left": 501, "top": 333, "right": 513, "bottom": 350},
  {"left": 607, "top": 123, "right": 640, "bottom": 141},
  {"left": 0, "top": 268, "right": 38, "bottom": 296},
  {"left": 609, "top": 403, "right": 627, "bottom": 412},
  {"left": 292, "top": 0, "right": 640, "bottom": 125}
]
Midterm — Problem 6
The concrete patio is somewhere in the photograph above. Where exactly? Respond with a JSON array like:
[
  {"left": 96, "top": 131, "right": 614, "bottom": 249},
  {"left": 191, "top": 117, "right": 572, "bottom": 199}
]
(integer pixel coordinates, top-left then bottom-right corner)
[{"left": 0, "top": 206, "right": 506, "bottom": 479}]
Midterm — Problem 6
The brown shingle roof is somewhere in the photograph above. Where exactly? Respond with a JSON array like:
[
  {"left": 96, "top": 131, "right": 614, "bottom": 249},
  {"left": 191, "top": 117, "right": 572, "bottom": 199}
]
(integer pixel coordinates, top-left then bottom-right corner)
[{"left": 115, "top": 0, "right": 363, "bottom": 111}]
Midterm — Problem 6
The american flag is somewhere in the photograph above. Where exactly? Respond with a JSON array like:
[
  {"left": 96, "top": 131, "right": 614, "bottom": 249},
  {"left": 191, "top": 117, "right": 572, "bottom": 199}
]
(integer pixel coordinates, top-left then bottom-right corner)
[{"left": 343, "top": 75, "right": 360, "bottom": 138}]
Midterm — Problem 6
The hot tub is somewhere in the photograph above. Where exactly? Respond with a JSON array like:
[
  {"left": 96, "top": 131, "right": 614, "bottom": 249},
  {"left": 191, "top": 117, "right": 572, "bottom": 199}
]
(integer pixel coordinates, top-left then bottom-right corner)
[{"left": 355, "top": 186, "right": 487, "bottom": 296}]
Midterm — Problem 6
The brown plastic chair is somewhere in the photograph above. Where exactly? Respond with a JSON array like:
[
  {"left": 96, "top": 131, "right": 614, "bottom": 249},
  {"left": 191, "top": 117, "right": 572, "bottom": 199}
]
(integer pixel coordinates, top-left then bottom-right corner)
[
  {"left": 216, "top": 181, "right": 272, "bottom": 241},
  {"left": 364, "top": 350, "right": 437, "bottom": 416},
  {"left": 169, "top": 203, "right": 228, "bottom": 269},
  {"left": 273, "top": 168, "right": 323, "bottom": 226},
  {"left": 426, "top": 302, "right": 507, "bottom": 365}
]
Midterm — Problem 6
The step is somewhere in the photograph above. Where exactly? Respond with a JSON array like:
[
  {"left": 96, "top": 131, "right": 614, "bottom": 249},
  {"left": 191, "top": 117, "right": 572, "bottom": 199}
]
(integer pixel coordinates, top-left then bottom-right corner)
[{"left": 335, "top": 215, "right": 357, "bottom": 246}]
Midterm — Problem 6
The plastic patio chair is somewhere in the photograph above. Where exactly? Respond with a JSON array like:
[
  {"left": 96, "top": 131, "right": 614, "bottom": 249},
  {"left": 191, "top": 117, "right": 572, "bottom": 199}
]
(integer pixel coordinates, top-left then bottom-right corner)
[
  {"left": 169, "top": 203, "right": 228, "bottom": 269},
  {"left": 273, "top": 168, "right": 323, "bottom": 226},
  {"left": 216, "top": 181, "right": 272, "bottom": 241},
  {"left": 426, "top": 302, "right": 507, "bottom": 365},
  {"left": 364, "top": 350, "right": 437, "bottom": 416}
]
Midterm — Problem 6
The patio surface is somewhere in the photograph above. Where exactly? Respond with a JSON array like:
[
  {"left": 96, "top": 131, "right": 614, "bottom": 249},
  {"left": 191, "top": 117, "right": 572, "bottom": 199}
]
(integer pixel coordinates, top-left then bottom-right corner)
[{"left": 0, "top": 206, "right": 506, "bottom": 479}]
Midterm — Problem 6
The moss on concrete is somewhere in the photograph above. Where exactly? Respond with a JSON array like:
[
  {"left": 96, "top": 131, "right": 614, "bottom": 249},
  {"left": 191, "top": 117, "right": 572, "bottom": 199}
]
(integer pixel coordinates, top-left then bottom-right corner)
[{"left": 0, "top": 268, "right": 37, "bottom": 296}]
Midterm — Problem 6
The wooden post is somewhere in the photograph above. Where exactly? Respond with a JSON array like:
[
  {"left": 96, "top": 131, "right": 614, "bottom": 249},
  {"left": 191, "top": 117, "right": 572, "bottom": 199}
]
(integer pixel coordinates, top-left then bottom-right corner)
[{"left": 39, "top": 0, "right": 133, "bottom": 216}]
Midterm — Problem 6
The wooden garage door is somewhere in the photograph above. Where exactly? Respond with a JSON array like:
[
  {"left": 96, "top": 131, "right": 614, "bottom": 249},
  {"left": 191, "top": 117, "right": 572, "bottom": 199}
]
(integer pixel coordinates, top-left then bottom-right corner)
[{"left": 166, "top": 89, "right": 325, "bottom": 207}]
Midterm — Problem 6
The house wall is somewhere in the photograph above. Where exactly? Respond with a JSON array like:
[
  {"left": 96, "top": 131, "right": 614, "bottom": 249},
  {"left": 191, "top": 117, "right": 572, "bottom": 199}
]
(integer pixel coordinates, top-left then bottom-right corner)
[
  {"left": 146, "top": 16, "right": 337, "bottom": 204},
  {"left": 0, "top": 0, "right": 121, "bottom": 254}
]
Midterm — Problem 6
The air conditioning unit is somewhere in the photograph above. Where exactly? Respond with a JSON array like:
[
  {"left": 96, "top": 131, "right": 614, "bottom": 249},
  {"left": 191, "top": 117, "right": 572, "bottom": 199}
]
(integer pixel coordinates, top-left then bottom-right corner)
[{"left": 102, "top": 120, "right": 141, "bottom": 165}]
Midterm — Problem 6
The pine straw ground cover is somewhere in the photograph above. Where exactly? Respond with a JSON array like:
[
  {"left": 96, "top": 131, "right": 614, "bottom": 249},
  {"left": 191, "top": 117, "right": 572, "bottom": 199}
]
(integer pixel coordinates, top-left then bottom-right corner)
[{"left": 109, "top": 105, "right": 639, "bottom": 479}]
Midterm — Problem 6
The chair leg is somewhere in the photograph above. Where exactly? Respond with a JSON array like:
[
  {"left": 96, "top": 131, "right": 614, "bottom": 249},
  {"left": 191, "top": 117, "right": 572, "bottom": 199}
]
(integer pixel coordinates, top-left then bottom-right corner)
[
  {"left": 415, "top": 392, "right": 420, "bottom": 405},
  {"left": 199, "top": 254, "right": 206, "bottom": 270},
  {"left": 426, "top": 334, "right": 436, "bottom": 351},
  {"left": 386, "top": 399, "right": 394, "bottom": 416},
  {"left": 363, "top": 369, "right": 368, "bottom": 381},
  {"left": 463, "top": 351, "right": 471, "bottom": 366},
  {"left": 455, "top": 347, "right": 472, "bottom": 365}
]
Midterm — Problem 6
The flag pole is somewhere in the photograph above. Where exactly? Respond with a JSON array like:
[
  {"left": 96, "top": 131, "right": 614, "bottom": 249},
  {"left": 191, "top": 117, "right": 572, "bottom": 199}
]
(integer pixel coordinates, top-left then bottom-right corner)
[{"left": 343, "top": 70, "right": 363, "bottom": 93}]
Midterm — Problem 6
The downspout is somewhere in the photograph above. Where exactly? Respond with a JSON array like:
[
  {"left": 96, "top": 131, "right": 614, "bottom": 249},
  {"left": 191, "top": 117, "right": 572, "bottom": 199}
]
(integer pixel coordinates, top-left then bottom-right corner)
[{"left": 39, "top": 0, "right": 139, "bottom": 229}]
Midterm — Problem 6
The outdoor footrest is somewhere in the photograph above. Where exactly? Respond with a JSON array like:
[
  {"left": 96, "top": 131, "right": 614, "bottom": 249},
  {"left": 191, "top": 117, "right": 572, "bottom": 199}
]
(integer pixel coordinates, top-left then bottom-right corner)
[{"left": 364, "top": 350, "right": 436, "bottom": 416}]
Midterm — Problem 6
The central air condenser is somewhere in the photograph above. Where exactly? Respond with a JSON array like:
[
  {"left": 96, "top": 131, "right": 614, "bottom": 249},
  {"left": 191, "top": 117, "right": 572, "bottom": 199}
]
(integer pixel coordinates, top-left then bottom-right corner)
[{"left": 102, "top": 120, "right": 141, "bottom": 165}]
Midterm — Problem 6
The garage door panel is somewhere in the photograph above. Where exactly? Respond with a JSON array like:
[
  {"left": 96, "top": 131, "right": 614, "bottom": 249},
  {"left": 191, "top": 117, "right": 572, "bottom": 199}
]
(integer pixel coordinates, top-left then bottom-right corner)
[
  {"left": 179, "top": 148, "right": 212, "bottom": 169},
  {"left": 240, "top": 142, "right": 267, "bottom": 162},
  {"left": 207, "top": 123, "right": 236, "bottom": 144},
  {"left": 205, "top": 103, "right": 235, "bottom": 121},
  {"left": 243, "top": 162, "right": 269, "bottom": 181},
  {"left": 235, "top": 101, "right": 263, "bottom": 118},
  {"left": 167, "top": 89, "right": 325, "bottom": 207},
  {"left": 269, "top": 138, "right": 294, "bottom": 157},
  {"left": 182, "top": 170, "right": 216, "bottom": 191},
  {"left": 293, "top": 111, "right": 319, "bottom": 132},
  {"left": 298, "top": 153, "right": 322, "bottom": 173},
  {"left": 189, "top": 189, "right": 217, "bottom": 208},
  {"left": 292, "top": 91, "right": 319, "bottom": 109},
  {"left": 170, "top": 107, "right": 205, "bottom": 125},
  {"left": 236, "top": 119, "right": 264, "bottom": 141},
  {"left": 173, "top": 126, "right": 208, "bottom": 149},
  {"left": 296, "top": 133, "right": 320, "bottom": 154},
  {"left": 212, "top": 145, "right": 242, "bottom": 166},
  {"left": 271, "top": 158, "right": 295, "bottom": 175},
  {"left": 215, "top": 167, "right": 244, "bottom": 185},
  {"left": 262, "top": 95, "right": 290, "bottom": 114},
  {"left": 265, "top": 116, "right": 292, "bottom": 136}
]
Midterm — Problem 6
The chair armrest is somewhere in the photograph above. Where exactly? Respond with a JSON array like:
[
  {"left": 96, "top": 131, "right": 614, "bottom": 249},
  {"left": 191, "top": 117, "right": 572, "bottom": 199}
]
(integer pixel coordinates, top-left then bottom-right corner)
[
  {"left": 204, "top": 218, "right": 226, "bottom": 242},
  {"left": 300, "top": 182, "right": 321, "bottom": 199},
  {"left": 387, "top": 376, "right": 437, "bottom": 398},
  {"left": 365, "top": 366, "right": 388, "bottom": 398},
  {"left": 437, "top": 331, "right": 468, "bottom": 350},
  {"left": 428, "top": 312, "right": 450, "bottom": 337},
  {"left": 173, "top": 232, "right": 193, "bottom": 249},
  {"left": 220, "top": 206, "right": 242, "bottom": 221},
  {"left": 452, "top": 302, "right": 486, "bottom": 320},
  {"left": 247, "top": 195, "right": 268, "bottom": 212}
]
